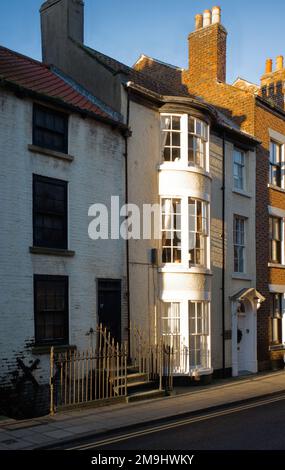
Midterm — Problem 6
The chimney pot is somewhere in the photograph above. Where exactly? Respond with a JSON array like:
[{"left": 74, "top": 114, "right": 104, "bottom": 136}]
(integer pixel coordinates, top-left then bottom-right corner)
[
  {"left": 265, "top": 59, "right": 273, "bottom": 74},
  {"left": 203, "top": 10, "right": 212, "bottom": 27},
  {"left": 212, "top": 6, "right": 221, "bottom": 24},
  {"left": 195, "top": 14, "right": 203, "bottom": 30},
  {"left": 276, "top": 55, "right": 284, "bottom": 71}
]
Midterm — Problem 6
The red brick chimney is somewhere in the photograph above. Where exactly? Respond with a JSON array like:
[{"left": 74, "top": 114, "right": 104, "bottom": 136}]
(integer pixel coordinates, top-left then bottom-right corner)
[
  {"left": 186, "top": 6, "right": 227, "bottom": 86},
  {"left": 260, "top": 56, "right": 285, "bottom": 110}
]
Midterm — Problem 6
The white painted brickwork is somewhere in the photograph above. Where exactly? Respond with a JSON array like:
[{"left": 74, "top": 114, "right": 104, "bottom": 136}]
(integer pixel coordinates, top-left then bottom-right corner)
[{"left": 0, "top": 90, "right": 127, "bottom": 388}]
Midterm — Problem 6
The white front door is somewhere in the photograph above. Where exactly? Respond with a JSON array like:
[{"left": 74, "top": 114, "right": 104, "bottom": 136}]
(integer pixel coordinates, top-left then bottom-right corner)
[{"left": 237, "top": 314, "right": 247, "bottom": 372}]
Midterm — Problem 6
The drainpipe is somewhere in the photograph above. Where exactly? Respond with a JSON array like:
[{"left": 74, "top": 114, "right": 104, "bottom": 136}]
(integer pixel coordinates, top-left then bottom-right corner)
[
  {"left": 124, "top": 88, "right": 131, "bottom": 357},
  {"left": 222, "top": 132, "right": 226, "bottom": 376}
]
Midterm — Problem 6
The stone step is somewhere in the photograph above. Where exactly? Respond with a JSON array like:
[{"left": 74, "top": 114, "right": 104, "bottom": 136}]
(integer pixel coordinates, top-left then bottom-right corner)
[
  {"left": 126, "top": 389, "right": 165, "bottom": 403},
  {"left": 112, "top": 372, "right": 148, "bottom": 384},
  {"left": 114, "top": 380, "right": 156, "bottom": 395}
]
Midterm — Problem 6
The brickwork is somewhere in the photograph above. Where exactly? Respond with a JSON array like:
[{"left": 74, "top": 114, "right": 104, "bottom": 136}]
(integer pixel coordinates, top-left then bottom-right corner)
[
  {"left": 0, "top": 90, "right": 126, "bottom": 417},
  {"left": 184, "top": 9, "right": 285, "bottom": 370}
]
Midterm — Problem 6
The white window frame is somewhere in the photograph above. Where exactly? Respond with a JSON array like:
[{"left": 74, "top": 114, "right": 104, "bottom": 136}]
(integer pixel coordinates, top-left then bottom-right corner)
[
  {"left": 161, "top": 197, "right": 182, "bottom": 265},
  {"left": 269, "top": 140, "right": 282, "bottom": 188},
  {"left": 188, "top": 198, "right": 209, "bottom": 268},
  {"left": 269, "top": 215, "right": 282, "bottom": 264},
  {"left": 161, "top": 196, "right": 210, "bottom": 269},
  {"left": 233, "top": 215, "right": 246, "bottom": 274},
  {"left": 270, "top": 293, "right": 284, "bottom": 345},
  {"left": 233, "top": 148, "right": 246, "bottom": 191},
  {"left": 161, "top": 300, "right": 211, "bottom": 374},
  {"left": 160, "top": 113, "right": 209, "bottom": 172}
]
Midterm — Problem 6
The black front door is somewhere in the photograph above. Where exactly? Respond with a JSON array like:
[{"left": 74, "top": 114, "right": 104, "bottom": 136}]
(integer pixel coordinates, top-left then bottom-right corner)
[{"left": 97, "top": 279, "right": 121, "bottom": 343}]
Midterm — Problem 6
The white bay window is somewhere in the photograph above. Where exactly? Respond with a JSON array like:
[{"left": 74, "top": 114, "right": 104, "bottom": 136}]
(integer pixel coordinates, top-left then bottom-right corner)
[
  {"left": 189, "top": 198, "right": 208, "bottom": 267},
  {"left": 161, "top": 113, "right": 209, "bottom": 171},
  {"left": 161, "top": 115, "right": 182, "bottom": 162},
  {"left": 161, "top": 300, "right": 210, "bottom": 374},
  {"left": 161, "top": 198, "right": 182, "bottom": 264},
  {"left": 161, "top": 197, "right": 209, "bottom": 268}
]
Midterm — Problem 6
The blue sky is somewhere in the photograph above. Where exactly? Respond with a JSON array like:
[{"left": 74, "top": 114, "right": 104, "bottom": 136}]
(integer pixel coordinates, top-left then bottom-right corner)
[{"left": 0, "top": 0, "right": 284, "bottom": 84}]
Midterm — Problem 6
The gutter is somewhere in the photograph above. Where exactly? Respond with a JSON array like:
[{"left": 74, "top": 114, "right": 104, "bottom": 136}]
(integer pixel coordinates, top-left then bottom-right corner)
[
  {"left": 127, "top": 82, "right": 260, "bottom": 147},
  {"left": 124, "top": 88, "right": 131, "bottom": 356},
  {"left": 222, "top": 132, "right": 226, "bottom": 376}
]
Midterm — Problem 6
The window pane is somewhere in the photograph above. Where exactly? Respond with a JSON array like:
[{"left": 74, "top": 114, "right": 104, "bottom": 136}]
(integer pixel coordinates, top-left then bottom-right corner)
[
  {"left": 189, "top": 302, "right": 209, "bottom": 368},
  {"left": 188, "top": 117, "right": 195, "bottom": 133},
  {"left": 161, "top": 198, "right": 182, "bottom": 264},
  {"left": 172, "top": 116, "right": 181, "bottom": 131},
  {"left": 34, "top": 105, "right": 68, "bottom": 153},
  {"left": 35, "top": 276, "right": 68, "bottom": 344},
  {"left": 172, "top": 132, "right": 180, "bottom": 147},
  {"left": 33, "top": 176, "right": 67, "bottom": 249},
  {"left": 188, "top": 117, "right": 208, "bottom": 169},
  {"left": 161, "top": 115, "right": 181, "bottom": 162},
  {"left": 188, "top": 199, "right": 208, "bottom": 267}
]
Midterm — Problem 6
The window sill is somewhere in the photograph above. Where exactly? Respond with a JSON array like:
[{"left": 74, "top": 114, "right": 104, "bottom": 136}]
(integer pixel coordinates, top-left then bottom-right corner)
[
  {"left": 232, "top": 273, "right": 252, "bottom": 280},
  {"left": 32, "top": 344, "right": 77, "bottom": 355},
  {"left": 268, "top": 183, "right": 285, "bottom": 194},
  {"left": 268, "top": 263, "right": 285, "bottom": 269},
  {"left": 29, "top": 246, "right": 75, "bottom": 257},
  {"left": 28, "top": 144, "right": 74, "bottom": 162},
  {"left": 269, "top": 344, "right": 285, "bottom": 352},
  {"left": 158, "top": 163, "right": 212, "bottom": 179},
  {"left": 159, "top": 266, "right": 212, "bottom": 275},
  {"left": 232, "top": 189, "right": 252, "bottom": 199}
]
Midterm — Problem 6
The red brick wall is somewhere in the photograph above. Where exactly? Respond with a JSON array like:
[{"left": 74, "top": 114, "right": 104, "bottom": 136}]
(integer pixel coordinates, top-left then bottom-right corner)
[
  {"left": 185, "top": 20, "right": 285, "bottom": 370},
  {"left": 187, "top": 23, "right": 227, "bottom": 84}
]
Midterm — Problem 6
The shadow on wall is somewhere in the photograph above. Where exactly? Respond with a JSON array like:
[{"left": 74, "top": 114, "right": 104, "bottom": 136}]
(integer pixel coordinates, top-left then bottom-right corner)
[{"left": 0, "top": 357, "right": 49, "bottom": 419}]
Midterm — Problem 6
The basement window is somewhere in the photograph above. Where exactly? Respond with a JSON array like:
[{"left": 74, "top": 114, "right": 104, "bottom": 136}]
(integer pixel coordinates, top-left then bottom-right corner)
[{"left": 33, "top": 104, "right": 68, "bottom": 154}]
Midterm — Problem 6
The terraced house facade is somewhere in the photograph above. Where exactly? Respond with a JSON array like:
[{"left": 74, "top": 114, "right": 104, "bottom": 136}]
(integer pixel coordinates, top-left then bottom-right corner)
[
  {"left": 1, "top": 0, "right": 283, "bottom": 417},
  {"left": 39, "top": 0, "right": 263, "bottom": 381}
]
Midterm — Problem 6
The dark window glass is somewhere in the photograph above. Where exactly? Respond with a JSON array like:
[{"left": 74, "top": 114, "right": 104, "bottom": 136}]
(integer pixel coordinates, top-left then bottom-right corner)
[
  {"left": 33, "top": 175, "right": 68, "bottom": 249},
  {"left": 33, "top": 105, "right": 68, "bottom": 154},
  {"left": 269, "top": 216, "right": 281, "bottom": 263},
  {"left": 269, "top": 141, "right": 282, "bottom": 187},
  {"left": 34, "top": 275, "right": 68, "bottom": 345},
  {"left": 270, "top": 293, "right": 283, "bottom": 345}
]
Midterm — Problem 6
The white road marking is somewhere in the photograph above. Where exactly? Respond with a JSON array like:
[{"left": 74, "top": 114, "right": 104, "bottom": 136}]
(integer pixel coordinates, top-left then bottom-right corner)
[{"left": 67, "top": 394, "right": 285, "bottom": 450}]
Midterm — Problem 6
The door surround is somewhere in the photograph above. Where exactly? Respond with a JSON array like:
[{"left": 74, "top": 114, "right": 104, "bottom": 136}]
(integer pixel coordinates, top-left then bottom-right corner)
[{"left": 231, "top": 288, "right": 265, "bottom": 377}]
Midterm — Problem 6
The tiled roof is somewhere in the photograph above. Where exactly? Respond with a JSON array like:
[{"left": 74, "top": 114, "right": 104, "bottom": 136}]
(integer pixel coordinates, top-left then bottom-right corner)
[{"left": 0, "top": 45, "right": 123, "bottom": 124}]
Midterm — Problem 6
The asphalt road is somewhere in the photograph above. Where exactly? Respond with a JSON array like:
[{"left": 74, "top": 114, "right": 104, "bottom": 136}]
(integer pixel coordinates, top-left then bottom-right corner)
[{"left": 65, "top": 395, "right": 285, "bottom": 450}]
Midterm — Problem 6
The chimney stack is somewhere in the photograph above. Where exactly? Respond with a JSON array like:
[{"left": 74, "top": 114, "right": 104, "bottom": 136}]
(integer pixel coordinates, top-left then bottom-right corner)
[
  {"left": 265, "top": 59, "right": 273, "bottom": 74},
  {"left": 195, "top": 14, "right": 203, "bottom": 30},
  {"left": 276, "top": 55, "right": 284, "bottom": 71},
  {"left": 40, "top": 0, "right": 84, "bottom": 64},
  {"left": 212, "top": 6, "right": 221, "bottom": 24},
  {"left": 203, "top": 10, "right": 212, "bottom": 27},
  {"left": 187, "top": 6, "right": 227, "bottom": 84}
]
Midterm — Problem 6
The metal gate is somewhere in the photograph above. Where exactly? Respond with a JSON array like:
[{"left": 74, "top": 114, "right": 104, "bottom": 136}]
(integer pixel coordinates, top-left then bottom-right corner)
[{"left": 50, "top": 326, "right": 127, "bottom": 415}]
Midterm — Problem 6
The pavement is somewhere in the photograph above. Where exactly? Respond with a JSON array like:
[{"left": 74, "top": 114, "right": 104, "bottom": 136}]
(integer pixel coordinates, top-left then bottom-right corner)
[{"left": 0, "top": 369, "right": 285, "bottom": 450}]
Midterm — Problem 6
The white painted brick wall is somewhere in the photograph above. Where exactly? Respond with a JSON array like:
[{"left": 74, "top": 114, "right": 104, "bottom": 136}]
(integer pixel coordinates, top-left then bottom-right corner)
[{"left": 0, "top": 90, "right": 127, "bottom": 388}]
